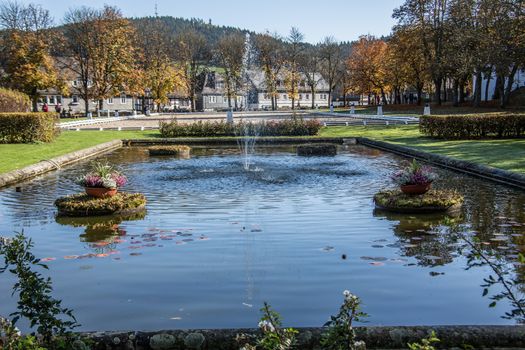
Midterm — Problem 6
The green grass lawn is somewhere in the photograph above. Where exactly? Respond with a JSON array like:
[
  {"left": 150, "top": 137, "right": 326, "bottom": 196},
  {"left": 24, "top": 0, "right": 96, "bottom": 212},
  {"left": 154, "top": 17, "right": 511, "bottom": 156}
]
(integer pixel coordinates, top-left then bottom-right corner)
[
  {"left": 1, "top": 126, "right": 524, "bottom": 176},
  {"left": 319, "top": 125, "right": 525, "bottom": 174},
  {"left": 0, "top": 130, "right": 159, "bottom": 174}
]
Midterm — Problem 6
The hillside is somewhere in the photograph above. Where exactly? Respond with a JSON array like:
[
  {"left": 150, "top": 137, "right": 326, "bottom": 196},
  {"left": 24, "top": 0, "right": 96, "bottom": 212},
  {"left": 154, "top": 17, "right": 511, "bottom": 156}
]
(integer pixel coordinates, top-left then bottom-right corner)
[{"left": 131, "top": 16, "right": 253, "bottom": 45}]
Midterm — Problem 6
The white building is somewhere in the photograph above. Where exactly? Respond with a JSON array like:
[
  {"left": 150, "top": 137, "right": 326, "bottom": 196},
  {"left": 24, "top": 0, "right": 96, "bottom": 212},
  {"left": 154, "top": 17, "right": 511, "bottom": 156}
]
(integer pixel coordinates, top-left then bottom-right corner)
[{"left": 473, "top": 68, "right": 525, "bottom": 101}]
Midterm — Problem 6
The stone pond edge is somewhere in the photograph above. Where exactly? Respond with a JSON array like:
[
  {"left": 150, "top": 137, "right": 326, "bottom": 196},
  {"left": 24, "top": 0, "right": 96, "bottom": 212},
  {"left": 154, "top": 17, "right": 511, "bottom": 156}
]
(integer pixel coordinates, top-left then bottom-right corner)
[
  {"left": 1, "top": 136, "right": 525, "bottom": 192},
  {"left": 0, "top": 140, "right": 123, "bottom": 189},
  {"left": 356, "top": 137, "right": 525, "bottom": 191},
  {"left": 79, "top": 325, "right": 525, "bottom": 349}
]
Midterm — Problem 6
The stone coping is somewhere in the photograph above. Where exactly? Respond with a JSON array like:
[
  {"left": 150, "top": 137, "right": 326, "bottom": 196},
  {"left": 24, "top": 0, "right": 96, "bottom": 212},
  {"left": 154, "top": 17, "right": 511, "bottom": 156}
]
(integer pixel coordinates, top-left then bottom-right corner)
[
  {"left": 0, "top": 140, "right": 122, "bottom": 189},
  {"left": 79, "top": 325, "right": 525, "bottom": 349},
  {"left": 1, "top": 136, "right": 525, "bottom": 192},
  {"left": 123, "top": 137, "right": 347, "bottom": 146},
  {"left": 357, "top": 138, "right": 525, "bottom": 191}
]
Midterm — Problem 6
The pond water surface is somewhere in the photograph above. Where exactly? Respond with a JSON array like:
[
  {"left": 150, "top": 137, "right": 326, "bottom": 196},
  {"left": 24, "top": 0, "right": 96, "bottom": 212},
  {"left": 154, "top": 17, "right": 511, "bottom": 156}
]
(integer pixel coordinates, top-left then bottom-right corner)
[{"left": 0, "top": 145, "right": 524, "bottom": 331}]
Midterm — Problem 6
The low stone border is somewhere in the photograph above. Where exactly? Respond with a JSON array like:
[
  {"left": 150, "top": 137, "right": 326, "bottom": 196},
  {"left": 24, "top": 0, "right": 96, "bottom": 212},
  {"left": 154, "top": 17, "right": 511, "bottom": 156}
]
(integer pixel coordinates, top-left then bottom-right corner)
[
  {"left": 80, "top": 325, "right": 525, "bottom": 349},
  {"left": 0, "top": 140, "right": 122, "bottom": 189},
  {"left": 356, "top": 138, "right": 525, "bottom": 190},
  {"left": 297, "top": 143, "right": 338, "bottom": 156},
  {"left": 124, "top": 137, "right": 346, "bottom": 147}
]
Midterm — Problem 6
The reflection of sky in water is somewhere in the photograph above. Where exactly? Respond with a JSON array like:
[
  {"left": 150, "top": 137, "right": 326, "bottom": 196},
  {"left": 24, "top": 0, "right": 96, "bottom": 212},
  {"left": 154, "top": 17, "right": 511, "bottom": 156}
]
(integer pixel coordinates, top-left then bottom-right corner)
[{"left": 0, "top": 145, "right": 524, "bottom": 331}]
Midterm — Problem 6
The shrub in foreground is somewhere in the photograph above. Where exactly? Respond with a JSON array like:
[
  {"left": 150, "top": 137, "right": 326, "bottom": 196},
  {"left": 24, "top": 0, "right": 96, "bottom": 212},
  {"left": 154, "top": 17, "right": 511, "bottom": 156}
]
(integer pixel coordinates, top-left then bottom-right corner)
[
  {"left": 159, "top": 118, "right": 322, "bottom": 138},
  {"left": 0, "top": 112, "right": 59, "bottom": 143},
  {"left": 420, "top": 113, "right": 525, "bottom": 139},
  {"left": 0, "top": 88, "right": 30, "bottom": 113}
]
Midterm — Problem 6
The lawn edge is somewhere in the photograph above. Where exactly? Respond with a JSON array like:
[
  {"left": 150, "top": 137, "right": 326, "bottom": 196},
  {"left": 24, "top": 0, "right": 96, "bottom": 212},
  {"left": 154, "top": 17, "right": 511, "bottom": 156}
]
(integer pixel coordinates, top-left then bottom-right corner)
[{"left": 0, "top": 140, "right": 122, "bottom": 189}]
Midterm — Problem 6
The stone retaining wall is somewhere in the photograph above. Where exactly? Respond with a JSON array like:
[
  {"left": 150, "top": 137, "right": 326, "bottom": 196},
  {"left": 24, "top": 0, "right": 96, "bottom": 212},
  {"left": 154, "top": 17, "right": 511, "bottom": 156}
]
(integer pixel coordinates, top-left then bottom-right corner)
[
  {"left": 80, "top": 325, "right": 525, "bottom": 349},
  {"left": 123, "top": 137, "right": 346, "bottom": 147},
  {"left": 0, "top": 140, "right": 122, "bottom": 189},
  {"left": 356, "top": 138, "right": 525, "bottom": 190}
]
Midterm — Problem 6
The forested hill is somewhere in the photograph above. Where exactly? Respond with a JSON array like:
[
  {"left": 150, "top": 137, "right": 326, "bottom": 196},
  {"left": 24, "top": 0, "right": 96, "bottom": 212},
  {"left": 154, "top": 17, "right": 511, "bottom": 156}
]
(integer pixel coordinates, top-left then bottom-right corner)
[{"left": 131, "top": 16, "right": 253, "bottom": 44}]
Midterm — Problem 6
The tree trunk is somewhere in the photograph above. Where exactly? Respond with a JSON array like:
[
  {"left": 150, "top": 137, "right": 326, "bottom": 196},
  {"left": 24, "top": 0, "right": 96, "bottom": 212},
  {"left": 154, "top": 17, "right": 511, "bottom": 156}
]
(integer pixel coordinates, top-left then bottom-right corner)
[
  {"left": 380, "top": 88, "right": 387, "bottom": 105},
  {"left": 434, "top": 79, "right": 442, "bottom": 105},
  {"left": 473, "top": 70, "right": 482, "bottom": 107},
  {"left": 459, "top": 84, "right": 465, "bottom": 104},
  {"left": 98, "top": 99, "right": 104, "bottom": 117},
  {"left": 503, "top": 66, "right": 518, "bottom": 107},
  {"left": 310, "top": 85, "right": 315, "bottom": 109},
  {"left": 498, "top": 74, "right": 506, "bottom": 108},
  {"left": 32, "top": 96, "right": 38, "bottom": 112},
  {"left": 493, "top": 75, "right": 502, "bottom": 100},
  {"left": 417, "top": 85, "right": 423, "bottom": 106},
  {"left": 452, "top": 79, "right": 459, "bottom": 107},
  {"left": 442, "top": 78, "right": 447, "bottom": 103},
  {"left": 485, "top": 73, "right": 492, "bottom": 102},
  {"left": 84, "top": 94, "right": 90, "bottom": 117}
]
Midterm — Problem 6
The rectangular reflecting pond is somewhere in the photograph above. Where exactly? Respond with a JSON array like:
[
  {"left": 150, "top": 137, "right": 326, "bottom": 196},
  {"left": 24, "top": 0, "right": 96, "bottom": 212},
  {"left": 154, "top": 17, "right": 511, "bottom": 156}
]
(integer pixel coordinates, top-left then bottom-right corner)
[{"left": 0, "top": 144, "right": 524, "bottom": 331}]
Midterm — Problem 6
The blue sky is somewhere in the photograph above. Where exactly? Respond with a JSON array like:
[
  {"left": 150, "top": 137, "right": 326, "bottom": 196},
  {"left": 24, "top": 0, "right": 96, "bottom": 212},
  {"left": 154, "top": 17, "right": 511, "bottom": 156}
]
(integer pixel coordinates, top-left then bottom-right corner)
[{"left": 20, "top": 0, "right": 404, "bottom": 43}]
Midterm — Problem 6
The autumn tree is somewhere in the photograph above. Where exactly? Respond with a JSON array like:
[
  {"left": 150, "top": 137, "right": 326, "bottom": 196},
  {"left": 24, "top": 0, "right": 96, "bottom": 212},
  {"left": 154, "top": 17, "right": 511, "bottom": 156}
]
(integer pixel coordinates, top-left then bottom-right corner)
[
  {"left": 137, "top": 15, "right": 184, "bottom": 112},
  {"left": 393, "top": 0, "right": 450, "bottom": 105},
  {"left": 299, "top": 45, "right": 322, "bottom": 109},
  {"left": 253, "top": 32, "right": 284, "bottom": 110},
  {"left": 63, "top": 6, "right": 138, "bottom": 116},
  {"left": 174, "top": 29, "right": 211, "bottom": 112},
  {"left": 216, "top": 33, "right": 246, "bottom": 110},
  {"left": 283, "top": 27, "right": 304, "bottom": 109},
  {"left": 0, "top": 1, "right": 62, "bottom": 111},
  {"left": 347, "top": 35, "right": 390, "bottom": 104},
  {"left": 389, "top": 26, "right": 429, "bottom": 105},
  {"left": 319, "top": 36, "right": 345, "bottom": 106}
]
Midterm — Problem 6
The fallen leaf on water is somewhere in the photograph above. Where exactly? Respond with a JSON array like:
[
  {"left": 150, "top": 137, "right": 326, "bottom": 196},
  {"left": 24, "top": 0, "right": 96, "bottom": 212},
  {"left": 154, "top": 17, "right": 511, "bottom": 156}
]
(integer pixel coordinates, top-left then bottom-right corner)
[
  {"left": 361, "top": 256, "right": 387, "bottom": 261},
  {"left": 64, "top": 255, "right": 79, "bottom": 260}
]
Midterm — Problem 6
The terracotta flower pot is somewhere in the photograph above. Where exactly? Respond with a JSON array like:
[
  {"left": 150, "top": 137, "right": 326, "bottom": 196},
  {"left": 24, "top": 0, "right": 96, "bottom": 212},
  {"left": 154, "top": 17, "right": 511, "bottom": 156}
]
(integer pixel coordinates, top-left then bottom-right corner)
[
  {"left": 85, "top": 187, "right": 118, "bottom": 198},
  {"left": 400, "top": 183, "right": 431, "bottom": 195}
]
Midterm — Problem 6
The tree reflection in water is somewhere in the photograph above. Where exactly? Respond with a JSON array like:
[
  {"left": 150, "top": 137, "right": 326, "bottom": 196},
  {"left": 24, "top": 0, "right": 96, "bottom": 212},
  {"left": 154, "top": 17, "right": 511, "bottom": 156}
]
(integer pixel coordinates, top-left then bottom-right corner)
[{"left": 375, "top": 208, "right": 525, "bottom": 323}]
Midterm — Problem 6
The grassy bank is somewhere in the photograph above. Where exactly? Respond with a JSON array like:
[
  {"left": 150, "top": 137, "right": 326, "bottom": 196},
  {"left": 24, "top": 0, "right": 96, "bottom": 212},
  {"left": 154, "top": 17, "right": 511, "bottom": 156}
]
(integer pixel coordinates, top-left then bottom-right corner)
[
  {"left": 0, "top": 130, "right": 159, "bottom": 174},
  {"left": 319, "top": 125, "right": 525, "bottom": 174}
]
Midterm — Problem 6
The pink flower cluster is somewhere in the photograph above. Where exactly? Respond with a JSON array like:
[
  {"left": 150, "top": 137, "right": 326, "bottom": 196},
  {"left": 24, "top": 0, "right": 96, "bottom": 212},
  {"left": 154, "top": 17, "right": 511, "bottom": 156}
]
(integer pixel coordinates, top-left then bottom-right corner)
[{"left": 391, "top": 161, "right": 438, "bottom": 186}]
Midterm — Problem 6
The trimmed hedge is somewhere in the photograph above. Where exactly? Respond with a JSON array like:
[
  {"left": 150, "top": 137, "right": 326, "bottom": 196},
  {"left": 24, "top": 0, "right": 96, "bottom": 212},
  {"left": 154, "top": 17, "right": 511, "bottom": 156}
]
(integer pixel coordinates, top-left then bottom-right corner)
[
  {"left": 0, "top": 112, "right": 59, "bottom": 143},
  {"left": 159, "top": 118, "right": 321, "bottom": 138},
  {"left": 0, "top": 88, "right": 30, "bottom": 112},
  {"left": 420, "top": 113, "right": 525, "bottom": 139}
]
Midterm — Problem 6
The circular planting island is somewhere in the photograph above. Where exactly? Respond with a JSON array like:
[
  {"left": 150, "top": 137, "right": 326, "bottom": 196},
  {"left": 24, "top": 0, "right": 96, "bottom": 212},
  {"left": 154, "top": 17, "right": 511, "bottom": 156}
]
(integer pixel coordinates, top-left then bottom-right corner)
[
  {"left": 297, "top": 144, "right": 337, "bottom": 157},
  {"left": 374, "top": 189, "right": 463, "bottom": 214},
  {"left": 55, "top": 193, "right": 147, "bottom": 217},
  {"left": 148, "top": 145, "right": 191, "bottom": 158}
]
